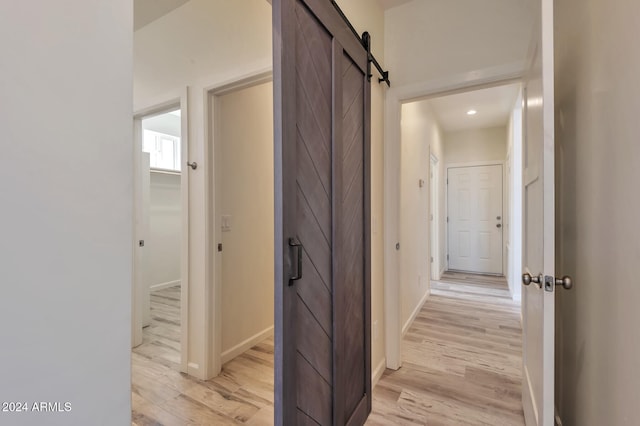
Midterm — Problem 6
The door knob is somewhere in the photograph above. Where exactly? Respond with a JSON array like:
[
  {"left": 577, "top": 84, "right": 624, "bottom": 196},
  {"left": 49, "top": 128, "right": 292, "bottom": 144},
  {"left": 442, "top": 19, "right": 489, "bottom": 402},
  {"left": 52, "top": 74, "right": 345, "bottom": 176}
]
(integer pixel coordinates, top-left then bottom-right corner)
[
  {"left": 522, "top": 273, "right": 543, "bottom": 288},
  {"left": 554, "top": 276, "right": 573, "bottom": 290},
  {"left": 496, "top": 223, "right": 502, "bottom": 228}
]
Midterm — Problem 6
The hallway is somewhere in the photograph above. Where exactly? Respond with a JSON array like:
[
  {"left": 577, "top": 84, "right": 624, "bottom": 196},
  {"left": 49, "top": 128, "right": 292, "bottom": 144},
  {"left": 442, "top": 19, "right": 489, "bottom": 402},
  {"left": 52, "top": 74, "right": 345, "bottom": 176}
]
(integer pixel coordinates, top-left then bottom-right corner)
[
  {"left": 132, "top": 274, "right": 523, "bottom": 425},
  {"left": 367, "top": 272, "right": 525, "bottom": 425}
]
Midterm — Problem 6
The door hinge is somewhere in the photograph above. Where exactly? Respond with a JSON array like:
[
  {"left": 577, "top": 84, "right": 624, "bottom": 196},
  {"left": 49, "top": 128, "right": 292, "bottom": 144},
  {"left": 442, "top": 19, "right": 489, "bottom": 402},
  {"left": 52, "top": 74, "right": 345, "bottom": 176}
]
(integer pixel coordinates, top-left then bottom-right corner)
[{"left": 217, "top": 243, "right": 223, "bottom": 252}]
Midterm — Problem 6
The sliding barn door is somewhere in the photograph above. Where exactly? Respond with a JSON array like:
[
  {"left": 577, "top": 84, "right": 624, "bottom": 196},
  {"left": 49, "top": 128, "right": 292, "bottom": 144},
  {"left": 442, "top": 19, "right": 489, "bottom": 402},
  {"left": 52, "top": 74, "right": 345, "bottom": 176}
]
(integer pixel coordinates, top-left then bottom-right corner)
[{"left": 273, "top": 0, "right": 371, "bottom": 425}]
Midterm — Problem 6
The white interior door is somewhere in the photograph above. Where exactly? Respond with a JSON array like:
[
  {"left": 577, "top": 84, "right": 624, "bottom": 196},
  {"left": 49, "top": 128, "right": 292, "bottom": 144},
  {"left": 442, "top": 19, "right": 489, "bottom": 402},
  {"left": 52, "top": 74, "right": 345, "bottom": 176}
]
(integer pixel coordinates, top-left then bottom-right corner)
[
  {"left": 448, "top": 164, "right": 503, "bottom": 274},
  {"left": 140, "top": 153, "right": 151, "bottom": 327},
  {"left": 132, "top": 143, "right": 151, "bottom": 347},
  {"left": 521, "top": 0, "right": 555, "bottom": 423}
]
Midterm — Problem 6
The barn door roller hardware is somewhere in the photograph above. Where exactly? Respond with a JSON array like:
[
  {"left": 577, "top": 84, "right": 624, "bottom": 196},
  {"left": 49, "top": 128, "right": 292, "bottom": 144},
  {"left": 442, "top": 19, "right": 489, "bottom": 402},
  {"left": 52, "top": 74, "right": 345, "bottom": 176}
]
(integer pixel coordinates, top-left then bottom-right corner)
[{"left": 330, "top": 1, "right": 391, "bottom": 87}]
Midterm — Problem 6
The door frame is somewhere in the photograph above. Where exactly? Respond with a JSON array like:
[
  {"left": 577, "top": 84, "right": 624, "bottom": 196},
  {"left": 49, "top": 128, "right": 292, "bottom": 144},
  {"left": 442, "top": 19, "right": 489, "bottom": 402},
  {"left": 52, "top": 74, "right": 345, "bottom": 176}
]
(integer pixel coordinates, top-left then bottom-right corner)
[
  {"left": 429, "top": 152, "right": 440, "bottom": 281},
  {"left": 203, "top": 69, "right": 273, "bottom": 377},
  {"left": 132, "top": 88, "right": 190, "bottom": 373},
  {"left": 445, "top": 161, "right": 505, "bottom": 276},
  {"left": 383, "top": 65, "right": 523, "bottom": 370}
]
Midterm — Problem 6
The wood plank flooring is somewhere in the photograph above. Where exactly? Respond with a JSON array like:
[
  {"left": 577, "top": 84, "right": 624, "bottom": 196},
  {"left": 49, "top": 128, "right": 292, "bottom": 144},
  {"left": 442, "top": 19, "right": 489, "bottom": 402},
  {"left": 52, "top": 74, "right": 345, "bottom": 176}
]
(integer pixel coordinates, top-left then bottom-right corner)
[
  {"left": 367, "top": 272, "right": 525, "bottom": 425},
  {"left": 132, "top": 286, "right": 274, "bottom": 425},
  {"left": 133, "top": 273, "right": 524, "bottom": 425}
]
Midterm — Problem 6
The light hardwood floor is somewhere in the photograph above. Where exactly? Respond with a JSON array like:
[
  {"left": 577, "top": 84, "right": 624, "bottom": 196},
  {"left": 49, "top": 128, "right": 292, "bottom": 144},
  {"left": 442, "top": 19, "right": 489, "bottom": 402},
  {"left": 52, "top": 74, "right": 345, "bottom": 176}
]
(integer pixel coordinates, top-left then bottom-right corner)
[
  {"left": 367, "top": 272, "right": 525, "bottom": 425},
  {"left": 133, "top": 273, "right": 524, "bottom": 425},
  {"left": 132, "top": 286, "right": 274, "bottom": 425}
]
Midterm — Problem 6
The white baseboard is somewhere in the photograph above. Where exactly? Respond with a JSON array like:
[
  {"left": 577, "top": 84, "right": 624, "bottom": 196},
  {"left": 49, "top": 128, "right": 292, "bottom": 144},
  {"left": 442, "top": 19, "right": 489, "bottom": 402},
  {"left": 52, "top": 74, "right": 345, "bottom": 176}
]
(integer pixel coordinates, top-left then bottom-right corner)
[
  {"left": 402, "top": 290, "right": 429, "bottom": 337},
  {"left": 372, "top": 357, "right": 386, "bottom": 388},
  {"left": 221, "top": 326, "right": 274, "bottom": 364},
  {"left": 150, "top": 280, "right": 181, "bottom": 291},
  {"left": 187, "top": 362, "right": 202, "bottom": 379}
]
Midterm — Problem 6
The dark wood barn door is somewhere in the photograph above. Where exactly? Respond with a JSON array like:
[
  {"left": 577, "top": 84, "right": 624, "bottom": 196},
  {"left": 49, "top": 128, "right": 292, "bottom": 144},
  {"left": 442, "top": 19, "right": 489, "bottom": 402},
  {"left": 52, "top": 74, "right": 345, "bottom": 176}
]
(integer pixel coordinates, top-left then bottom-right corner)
[{"left": 273, "top": 0, "right": 371, "bottom": 424}]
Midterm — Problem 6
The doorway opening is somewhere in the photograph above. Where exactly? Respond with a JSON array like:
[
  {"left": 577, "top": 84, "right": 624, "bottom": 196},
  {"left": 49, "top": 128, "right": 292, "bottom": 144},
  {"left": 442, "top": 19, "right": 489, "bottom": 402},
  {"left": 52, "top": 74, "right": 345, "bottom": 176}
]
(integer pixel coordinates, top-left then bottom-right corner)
[
  {"left": 207, "top": 72, "right": 275, "bottom": 376},
  {"left": 132, "top": 95, "right": 189, "bottom": 375},
  {"left": 388, "top": 81, "right": 526, "bottom": 377}
]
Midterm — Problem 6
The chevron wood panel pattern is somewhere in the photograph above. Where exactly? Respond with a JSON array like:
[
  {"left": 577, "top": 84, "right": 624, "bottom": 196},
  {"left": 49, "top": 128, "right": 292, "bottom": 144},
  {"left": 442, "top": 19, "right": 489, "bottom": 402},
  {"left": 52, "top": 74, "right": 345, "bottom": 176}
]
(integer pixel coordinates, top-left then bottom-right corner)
[{"left": 294, "top": 2, "right": 334, "bottom": 424}]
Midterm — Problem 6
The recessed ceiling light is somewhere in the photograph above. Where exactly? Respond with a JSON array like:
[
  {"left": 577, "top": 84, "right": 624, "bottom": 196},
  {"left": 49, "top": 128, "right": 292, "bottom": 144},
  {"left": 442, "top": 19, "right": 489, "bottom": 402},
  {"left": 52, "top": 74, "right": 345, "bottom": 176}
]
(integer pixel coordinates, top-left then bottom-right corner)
[{"left": 467, "top": 109, "right": 477, "bottom": 116}]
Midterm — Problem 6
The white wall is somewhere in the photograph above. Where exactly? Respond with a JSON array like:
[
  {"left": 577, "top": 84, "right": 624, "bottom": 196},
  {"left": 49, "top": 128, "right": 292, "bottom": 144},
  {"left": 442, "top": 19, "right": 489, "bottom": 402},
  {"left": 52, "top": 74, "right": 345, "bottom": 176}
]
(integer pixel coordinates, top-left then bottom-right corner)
[
  {"left": 337, "top": 0, "right": 387, "bottom": 384},
  {"left": 134, "top": 0, "right": 272, "bottom": 379},
  {"left": 506, "top": 92, "right": 523, "bottom": 302},
  {"left": 0, "top": 1, "right": 132, "bottom": 425},
  {"left": 148, "top": 172, "right": 182, "bottom": 289},
  {"left": 400, "top": 100, "right": 444, "bottom": 333},
  {"left": 384, "top": 0, "right": 534, "bottom": 88},
  {"left": 134, "top": 0, "right": 272, "bottom": 104},
  {"left": 555, "top": 0, "right": 640, "bottom": 424},
  {"left": 444, "top": 126, "right": 507, "bottom": 164},
  {"left": 217, "top": 81, "right": 274, "bottom": 361}
]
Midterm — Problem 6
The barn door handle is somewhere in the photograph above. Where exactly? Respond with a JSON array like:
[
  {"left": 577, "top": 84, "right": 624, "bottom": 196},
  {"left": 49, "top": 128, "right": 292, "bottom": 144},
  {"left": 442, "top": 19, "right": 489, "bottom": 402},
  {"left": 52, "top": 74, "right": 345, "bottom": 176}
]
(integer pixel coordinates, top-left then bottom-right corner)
[{"left": 289, "top": 238, "right": 302, "bottom": 285}]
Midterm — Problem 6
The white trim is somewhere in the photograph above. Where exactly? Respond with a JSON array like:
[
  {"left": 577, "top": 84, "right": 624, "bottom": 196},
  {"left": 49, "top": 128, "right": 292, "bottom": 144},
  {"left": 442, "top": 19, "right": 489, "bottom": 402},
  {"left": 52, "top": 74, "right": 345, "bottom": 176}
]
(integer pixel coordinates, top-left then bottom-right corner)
[
  {"left": 203, "top": 68, "right": 274, "bottom": 378},
  {"left": 221, "top": 326, "right": 274, "bottom": 365},
  {"left": 150, "top": 280, "right": 181, "bottom": 291},
  {"left": 445, "top": 160, "right": 505, "bottom": 169},
  {"left": 383, "top": 64, "right": 524, "bottom": 371},
  {"left": 402, "top": 290, "right": 429, "bottom": 337},
  {"left": 372, "top": 357, "right": 387, "bottom": 388},
  {"left": 429, "top": 152, "right": 440, "bottom": 282}
]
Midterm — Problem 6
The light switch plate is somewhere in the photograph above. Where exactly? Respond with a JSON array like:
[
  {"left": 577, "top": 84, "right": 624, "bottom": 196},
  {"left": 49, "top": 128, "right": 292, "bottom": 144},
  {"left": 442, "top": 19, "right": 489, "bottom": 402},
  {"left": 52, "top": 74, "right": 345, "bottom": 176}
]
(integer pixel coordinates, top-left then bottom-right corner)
[{"left": 221, "top": 215, "right": 231, "bottom": 232}]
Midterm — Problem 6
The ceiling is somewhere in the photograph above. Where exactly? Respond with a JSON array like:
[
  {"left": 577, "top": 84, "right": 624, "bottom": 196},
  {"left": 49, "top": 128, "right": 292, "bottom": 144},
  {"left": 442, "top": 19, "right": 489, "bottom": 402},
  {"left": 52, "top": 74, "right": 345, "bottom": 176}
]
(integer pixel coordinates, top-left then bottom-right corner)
[
  {"left": 427, "top": 83, "right": 521, "bottom": 133},
  {"left": 134, "top": 0, "right": 190, "bottom": 31},
  {"left": 135, "top": 0, "right": 413, "bottom": 30},
  {"left": 134, "top": 0, "right": 518, "bottom": 134}
]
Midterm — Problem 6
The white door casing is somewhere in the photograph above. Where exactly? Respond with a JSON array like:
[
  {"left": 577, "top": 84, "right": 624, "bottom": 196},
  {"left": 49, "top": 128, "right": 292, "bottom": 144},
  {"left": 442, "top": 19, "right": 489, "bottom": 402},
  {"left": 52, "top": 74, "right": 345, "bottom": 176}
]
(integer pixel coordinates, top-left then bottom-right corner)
[
  {"left": 382, "top": 63, "right": 524, "bottom": 371},
  {"left": 430, "top": 153, "right": 440, "bottom": 281},
  {"left": 521, "top": 0, "right": 555, "bottom": 423},
  {"left": 448, "top": 165, "right": 503, "bottom": 275}
]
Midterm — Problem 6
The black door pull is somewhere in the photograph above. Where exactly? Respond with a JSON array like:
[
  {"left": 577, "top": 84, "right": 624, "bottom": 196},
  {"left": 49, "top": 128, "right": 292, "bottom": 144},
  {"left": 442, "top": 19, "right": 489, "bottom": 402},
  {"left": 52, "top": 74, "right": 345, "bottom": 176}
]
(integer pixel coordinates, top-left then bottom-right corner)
[{"left": 289, "top": 238, "right": 302, "bottom": 285}]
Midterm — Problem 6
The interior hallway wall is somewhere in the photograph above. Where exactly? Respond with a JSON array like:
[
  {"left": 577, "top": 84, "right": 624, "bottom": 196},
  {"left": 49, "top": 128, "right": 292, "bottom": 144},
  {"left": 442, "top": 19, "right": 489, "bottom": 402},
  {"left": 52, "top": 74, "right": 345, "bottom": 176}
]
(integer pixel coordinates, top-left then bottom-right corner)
[
  {"left": 218, "top": 81, "right": 274, "bottom": 362},
  {"left": 0, "top": 1, "right": 132, "bottom": 424},
  {"left": 148, "top": 172, "right": 182, "bottom": 289},
  {"left": 554, "top": 0, "right": 640, "bottom": 424},
  {"left": 384, "top": 0, "right": 534, "bottom": 88},
  {"left": 444, "top": 126, "right": 507, "bottom": 164},
  {"left": 400, "top": 100, "right": 444, "bottom": 333}
]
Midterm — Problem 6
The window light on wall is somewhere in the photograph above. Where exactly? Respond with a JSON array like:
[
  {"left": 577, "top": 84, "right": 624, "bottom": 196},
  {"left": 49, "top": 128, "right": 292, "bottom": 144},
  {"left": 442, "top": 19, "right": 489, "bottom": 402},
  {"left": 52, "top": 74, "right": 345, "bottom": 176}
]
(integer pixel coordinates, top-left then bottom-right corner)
[{"left": 142, "top": 129, "right": 181, "bottom": 172}]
